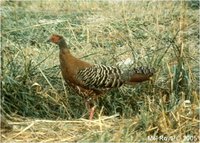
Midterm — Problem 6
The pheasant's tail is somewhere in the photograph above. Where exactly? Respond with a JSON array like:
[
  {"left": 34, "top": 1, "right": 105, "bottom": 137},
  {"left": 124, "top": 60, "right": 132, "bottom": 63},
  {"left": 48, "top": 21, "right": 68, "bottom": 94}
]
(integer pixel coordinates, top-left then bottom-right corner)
[{"left": 122, "top": 66, "right": 155, "bottom": 85}]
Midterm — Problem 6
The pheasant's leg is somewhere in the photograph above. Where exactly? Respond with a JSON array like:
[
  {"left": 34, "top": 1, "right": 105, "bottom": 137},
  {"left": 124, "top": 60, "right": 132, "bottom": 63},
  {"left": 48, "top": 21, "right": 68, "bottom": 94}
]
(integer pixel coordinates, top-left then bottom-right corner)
[
  {"left": 89, "top": 106, "right": 96, "bottom": 120},
  {"left": 84, "top": 98, "right": 96, "bottom": 120}
]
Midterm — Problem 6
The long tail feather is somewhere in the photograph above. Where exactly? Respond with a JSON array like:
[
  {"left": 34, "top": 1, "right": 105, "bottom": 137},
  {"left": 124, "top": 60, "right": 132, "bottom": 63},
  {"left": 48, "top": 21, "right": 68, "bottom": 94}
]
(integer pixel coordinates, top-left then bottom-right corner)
[{"left": 122, "top": 66, "right": 155, "bottom": 85}]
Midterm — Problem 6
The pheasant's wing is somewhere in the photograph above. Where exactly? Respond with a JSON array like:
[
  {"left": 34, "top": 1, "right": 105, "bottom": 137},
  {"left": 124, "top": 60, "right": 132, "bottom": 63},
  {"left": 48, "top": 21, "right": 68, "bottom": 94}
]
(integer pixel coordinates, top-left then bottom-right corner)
[{"left": 76, "top": 65, "right": 124, "bottom": 90}]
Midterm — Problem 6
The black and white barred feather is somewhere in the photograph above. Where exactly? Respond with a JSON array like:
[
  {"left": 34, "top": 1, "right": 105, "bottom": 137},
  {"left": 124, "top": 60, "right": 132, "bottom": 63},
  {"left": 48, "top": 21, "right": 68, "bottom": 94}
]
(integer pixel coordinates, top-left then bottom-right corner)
[
  {"left": 77, "top": 65, "right": 123, "bottom": 90},
  {"left": 77, "top": 65, "right": 155, "bottom": 90}
]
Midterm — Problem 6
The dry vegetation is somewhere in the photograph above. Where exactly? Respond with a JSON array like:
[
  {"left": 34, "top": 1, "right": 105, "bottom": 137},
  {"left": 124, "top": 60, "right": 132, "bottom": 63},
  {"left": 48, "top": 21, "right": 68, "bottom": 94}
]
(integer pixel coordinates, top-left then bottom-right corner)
[{"left": 1, "top": 0, "right": 199, "bottom": 142}]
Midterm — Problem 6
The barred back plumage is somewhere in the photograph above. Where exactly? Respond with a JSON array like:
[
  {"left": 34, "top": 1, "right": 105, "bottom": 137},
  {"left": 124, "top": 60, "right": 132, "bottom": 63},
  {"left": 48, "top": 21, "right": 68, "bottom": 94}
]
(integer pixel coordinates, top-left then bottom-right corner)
[
  {"left": 77, "top": 65, "right": 155, "bottom": 90},
  {"left": 77, "top": 65, "right": 124, "bottom": 90}
]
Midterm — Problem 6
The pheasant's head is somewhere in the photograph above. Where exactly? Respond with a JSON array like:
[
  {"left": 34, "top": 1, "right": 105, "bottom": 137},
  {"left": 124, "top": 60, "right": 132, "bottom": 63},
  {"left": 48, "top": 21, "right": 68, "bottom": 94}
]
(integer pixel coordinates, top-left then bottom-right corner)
[{"left": 48, "top": 34, "right": 64, "bottom": 44}]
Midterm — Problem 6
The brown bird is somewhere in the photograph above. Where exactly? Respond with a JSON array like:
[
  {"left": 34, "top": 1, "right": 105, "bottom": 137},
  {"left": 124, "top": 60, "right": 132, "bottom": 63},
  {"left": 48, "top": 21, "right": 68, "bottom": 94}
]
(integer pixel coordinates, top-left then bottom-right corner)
[{"left": 48, "top": 34, "right": 155, "bottom": 119}]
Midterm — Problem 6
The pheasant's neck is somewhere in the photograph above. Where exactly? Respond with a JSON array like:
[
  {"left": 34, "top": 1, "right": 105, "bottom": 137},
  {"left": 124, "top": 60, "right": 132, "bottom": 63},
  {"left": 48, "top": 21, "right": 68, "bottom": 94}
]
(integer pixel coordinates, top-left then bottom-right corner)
[
  {"left": 58, "top": 39, "right": 70, "bottom": 54},
  {"left": 58, "top": 39, "right": 74, "bottom": 68}
]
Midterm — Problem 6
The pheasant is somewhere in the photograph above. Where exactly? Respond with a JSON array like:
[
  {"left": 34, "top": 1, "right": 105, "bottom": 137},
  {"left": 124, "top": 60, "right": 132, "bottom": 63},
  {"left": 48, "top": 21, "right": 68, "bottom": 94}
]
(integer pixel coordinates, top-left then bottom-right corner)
[{"left": 48, "top": 34, "right": 155, "bottom": 119}]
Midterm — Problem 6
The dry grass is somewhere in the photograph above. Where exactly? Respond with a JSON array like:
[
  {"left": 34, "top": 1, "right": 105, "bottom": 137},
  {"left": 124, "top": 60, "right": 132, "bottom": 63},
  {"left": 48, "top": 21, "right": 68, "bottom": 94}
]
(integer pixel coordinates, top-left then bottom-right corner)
[
  {"left": 1, "top": 0, "right": 199, "bottom": 142},
  {"left": 2, "top": 101, "right": 199, "bottom": 142}
]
